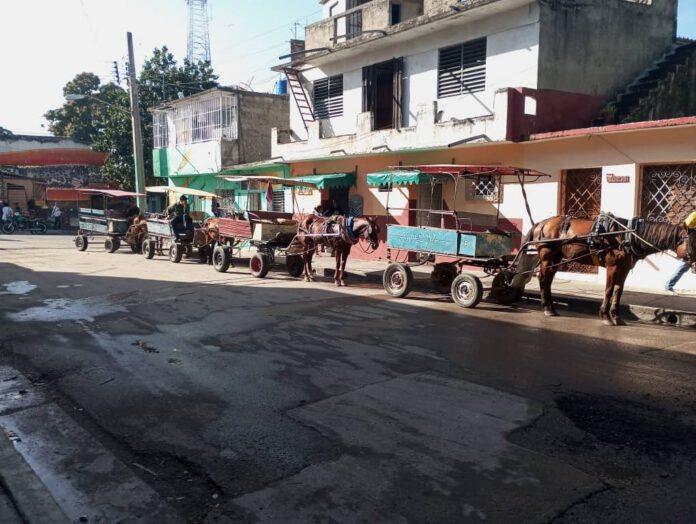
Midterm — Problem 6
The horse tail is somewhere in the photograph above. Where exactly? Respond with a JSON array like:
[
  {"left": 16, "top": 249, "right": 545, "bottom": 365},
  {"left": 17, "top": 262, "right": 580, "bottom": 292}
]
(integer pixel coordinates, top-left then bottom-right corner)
[{"left": 510, "top": 223, "right": 541, "bottom": 290}]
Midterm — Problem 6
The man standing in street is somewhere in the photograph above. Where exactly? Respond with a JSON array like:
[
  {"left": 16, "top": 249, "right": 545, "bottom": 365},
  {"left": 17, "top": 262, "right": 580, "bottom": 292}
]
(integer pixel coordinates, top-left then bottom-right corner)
[
  {"left": 665, "top": 211, "right": 696, "bottom": 294},
  {"left": 51, "top": 203, "right": 63, "bottom": 230},
  {"left": 2, "top": 202, "right": 12, "bottom": 224}
]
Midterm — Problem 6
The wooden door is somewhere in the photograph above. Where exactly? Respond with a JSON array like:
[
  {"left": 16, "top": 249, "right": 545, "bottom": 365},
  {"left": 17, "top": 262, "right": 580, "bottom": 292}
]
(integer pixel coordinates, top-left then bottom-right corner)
[{"left": 561, "top": 168, "right": 602, "bottom": 273}]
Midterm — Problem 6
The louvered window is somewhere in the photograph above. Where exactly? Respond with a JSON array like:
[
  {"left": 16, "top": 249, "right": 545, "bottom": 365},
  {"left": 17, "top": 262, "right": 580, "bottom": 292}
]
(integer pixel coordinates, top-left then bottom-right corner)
[
  {"left": 272, "top": 190, "right": 285, "bottom": 212},
  {"left": 313, "top": 75, "right": 344, "bottom": 119},
  {"left": 438, "top": 38, "right": 487, "bottom": 99}
]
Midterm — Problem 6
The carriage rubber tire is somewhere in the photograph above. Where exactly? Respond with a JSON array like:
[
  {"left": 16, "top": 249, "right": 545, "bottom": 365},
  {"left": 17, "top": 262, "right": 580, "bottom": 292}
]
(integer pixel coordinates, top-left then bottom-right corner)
[
  {"left": 169, "top": 244, "right": 184, "bottom": 263},
  {"left": 2, "top": 222, "right": 15, "bottom": 234},
  {"left": 213, "top": 245, "right": 231, "bottom": 273},
  {"left": 431, "top": 263, "right": 458, "bottom": 294},
  {"left": 250, "top": 253, "right": 270, "bottom": 278},
  {"left": 105, "top": 237, "right": 119, "bottom": 253},
  {"left": 286, "top": 255, "right": 304, "bottom": 277},
  {"left": 383, "top": 263, "right": 414, "bottom": 298},
  {"left": 143, "top": 239, "right": 156, "bottom": 259},
  {"left": 35, "top": 222, "right": 47, "bottom": 234},
  {"left": 75, "top": 235, "right": 88, "bottom": 251},
  {"left": 489, "top": 271, "right": 523, "bottom": 305},
  {"left": 451, "top": 273, "right": 484, "bottom": 309}
]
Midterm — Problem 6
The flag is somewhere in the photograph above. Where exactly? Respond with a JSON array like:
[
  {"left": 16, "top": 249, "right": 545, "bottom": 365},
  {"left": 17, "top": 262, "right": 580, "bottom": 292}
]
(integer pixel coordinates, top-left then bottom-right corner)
[{"left": 266, "top": 181, "right": 273, "bottom": 210}]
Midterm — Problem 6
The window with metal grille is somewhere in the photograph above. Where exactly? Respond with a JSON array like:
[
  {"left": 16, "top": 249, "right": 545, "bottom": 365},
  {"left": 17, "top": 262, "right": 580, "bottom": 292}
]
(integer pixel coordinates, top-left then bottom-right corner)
[
  {"left": 152, "top": 111, "right": 170, "bottom": 149},
  {"left": 438, "top": 38, "right": 487, "bottom": 99},
  {"left": 218, "top": 189, "right": 235, "bottom": 211},
  {"left": 313, "top": 75, "right": 343, "bottom": 119},
  {"left": 272, "top": 190, "right": 285, "bottom": 212},
  {"left": 466, "top": 175, "right": 502, "bottom": 203},
  {"left": 641, "top": 164, "right": 696, "bottom": 223},
  {"left": 346, "top": 10, "right": 362, "bottom": 39}
]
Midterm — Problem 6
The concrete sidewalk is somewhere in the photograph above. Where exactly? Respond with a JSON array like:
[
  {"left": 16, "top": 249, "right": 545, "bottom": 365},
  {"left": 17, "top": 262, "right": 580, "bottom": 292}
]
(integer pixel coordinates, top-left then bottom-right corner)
[
  {"left": 0, "top": 427, "right": 69, "bottom": 524},
  {"left": 310, "top": 255, "right": 696, "bottom": 328}
]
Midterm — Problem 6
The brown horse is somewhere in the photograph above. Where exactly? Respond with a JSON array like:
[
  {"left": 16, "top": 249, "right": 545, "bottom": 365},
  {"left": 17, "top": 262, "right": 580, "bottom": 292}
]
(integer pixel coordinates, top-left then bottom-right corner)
[
  {"left": 511, "top": 215, "right": 696, "bottom": 325},
  {"left": 292, "top": 215, "right": 380, "bottom": 286}
]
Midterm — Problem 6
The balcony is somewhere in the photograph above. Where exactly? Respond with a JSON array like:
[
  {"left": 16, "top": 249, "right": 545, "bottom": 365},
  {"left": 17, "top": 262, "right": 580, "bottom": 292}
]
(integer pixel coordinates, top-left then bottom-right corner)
[{"left": 303, "top": 0, "right": 510, "bottom": 63}]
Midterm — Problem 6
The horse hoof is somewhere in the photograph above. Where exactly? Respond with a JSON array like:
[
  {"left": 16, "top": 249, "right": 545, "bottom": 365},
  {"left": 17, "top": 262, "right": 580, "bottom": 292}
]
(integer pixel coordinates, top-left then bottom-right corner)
[
  {"left": 544, "top": 309, "right": 559, "bottom": 317},
  {"left": 341, "top": 281, "right": 347, "bottom": 287},
  {"left": 602, "top": 318, "right": 614, "bottom": 326},
  {"left": 613, "top": 318, "right": 626, "bottom": 326}
]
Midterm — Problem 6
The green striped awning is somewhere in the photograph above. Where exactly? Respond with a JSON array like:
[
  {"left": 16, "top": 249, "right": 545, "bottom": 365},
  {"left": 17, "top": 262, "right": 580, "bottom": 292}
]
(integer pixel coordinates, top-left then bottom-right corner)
[
  {"left": 367, "top": 170, "right": 436, "bottom": 186},
  {"left": 292, "top": 173, "right": 356, "bottom": 190}
]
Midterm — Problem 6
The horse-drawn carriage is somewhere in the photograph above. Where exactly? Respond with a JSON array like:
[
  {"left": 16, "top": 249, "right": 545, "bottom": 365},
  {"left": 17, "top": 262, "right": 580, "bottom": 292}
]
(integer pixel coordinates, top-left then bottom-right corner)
[
  {"left": 74, "top": 189, "right": 145, "bottom": 253},
  {"left": 368, "top": 166, "right": 548, "bottom": 308},
  {"left": 369, "top": 165, "right": 696, "bottom": 325},
  {"left": 141, "top": 186, "right": 217, "bottom": 263},
  {"left": 207, "top": 176, "right": 319, "bottom": 278}
]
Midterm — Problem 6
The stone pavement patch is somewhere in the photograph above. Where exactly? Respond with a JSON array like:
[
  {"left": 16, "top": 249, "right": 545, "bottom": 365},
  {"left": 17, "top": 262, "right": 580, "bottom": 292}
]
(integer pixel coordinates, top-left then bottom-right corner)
[{"left": 230, "top": 372, "right": 601, "bottom": 522}]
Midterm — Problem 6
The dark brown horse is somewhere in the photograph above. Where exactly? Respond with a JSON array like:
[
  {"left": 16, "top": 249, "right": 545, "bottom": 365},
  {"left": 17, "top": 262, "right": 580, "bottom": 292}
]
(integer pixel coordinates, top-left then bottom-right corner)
[
  {"left": 292, "top": 215, "right": 380, "bottom": 286},
  {"left": 512, "top": 215, "right": 696, "bottom": 325}
]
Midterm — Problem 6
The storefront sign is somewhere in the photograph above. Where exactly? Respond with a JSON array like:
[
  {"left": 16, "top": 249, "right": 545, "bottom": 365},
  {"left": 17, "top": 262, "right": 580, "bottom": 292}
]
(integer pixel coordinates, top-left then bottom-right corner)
[{"left": 606, "top": 173, "right": 630, "bottom": 184}]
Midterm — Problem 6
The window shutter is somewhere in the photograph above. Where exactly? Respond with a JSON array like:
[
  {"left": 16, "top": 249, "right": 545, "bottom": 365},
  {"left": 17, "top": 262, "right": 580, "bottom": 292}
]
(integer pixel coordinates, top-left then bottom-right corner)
[
  {"left": 313, "top": 75, "right": 343, "bottom": 119},
  {"left": 438, "top": 38, "right": 487, "bottom": 98}
]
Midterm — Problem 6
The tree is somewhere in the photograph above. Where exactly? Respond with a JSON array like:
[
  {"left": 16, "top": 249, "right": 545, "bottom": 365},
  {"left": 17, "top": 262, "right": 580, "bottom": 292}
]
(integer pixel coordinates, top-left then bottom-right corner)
[{"left": 44, "top": 48, "right": 219, "bottom": 189}]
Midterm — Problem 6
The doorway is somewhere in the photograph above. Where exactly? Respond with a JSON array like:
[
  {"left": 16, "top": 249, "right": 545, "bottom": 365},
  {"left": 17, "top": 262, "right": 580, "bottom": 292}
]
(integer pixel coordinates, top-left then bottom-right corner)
[
  {"left": 329, "top": 186, "right": 350, "bottom": 216},
  {"left": 561, "top": 168, "right": 602, "bottom": 273},
  {"left": 417, "top": 182, "right": 443, "bottom": 228},
  {"left": 363, "top": 58, "right": 403, "bottom": 130}
]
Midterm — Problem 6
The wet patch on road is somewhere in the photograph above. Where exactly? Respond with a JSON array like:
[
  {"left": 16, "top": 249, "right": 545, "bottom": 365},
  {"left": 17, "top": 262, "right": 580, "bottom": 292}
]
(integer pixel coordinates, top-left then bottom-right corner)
[
  {"left": 6, "top": 297, "right": 126, "bottom": 323},
  {"left": 0, "top": 281, "right": 36, "bottom": 295},
  {"left": 509, "top": 393, "right": 696, "bottom": 522},
  {"left": 556, "top": 393, "right": 696, "bottom": 457}
]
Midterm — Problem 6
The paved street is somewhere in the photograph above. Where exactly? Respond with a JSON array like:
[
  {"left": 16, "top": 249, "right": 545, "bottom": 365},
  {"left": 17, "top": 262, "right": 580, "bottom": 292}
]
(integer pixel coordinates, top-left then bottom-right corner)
[{"left": 2, "top": 235, "right": 696, "bottom": 523}]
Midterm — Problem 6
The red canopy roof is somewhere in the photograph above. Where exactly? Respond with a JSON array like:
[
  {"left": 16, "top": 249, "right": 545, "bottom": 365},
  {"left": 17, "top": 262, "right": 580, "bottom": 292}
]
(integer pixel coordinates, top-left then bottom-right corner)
[{"left": 0, "top": 149, "right": 108, "bottom": 167}]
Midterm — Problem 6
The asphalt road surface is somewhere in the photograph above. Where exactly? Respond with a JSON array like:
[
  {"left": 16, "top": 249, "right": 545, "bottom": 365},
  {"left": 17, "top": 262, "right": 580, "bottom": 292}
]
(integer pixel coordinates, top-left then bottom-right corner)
[{"left": 2, "top": 235, "right": 696, "bottom": 523}]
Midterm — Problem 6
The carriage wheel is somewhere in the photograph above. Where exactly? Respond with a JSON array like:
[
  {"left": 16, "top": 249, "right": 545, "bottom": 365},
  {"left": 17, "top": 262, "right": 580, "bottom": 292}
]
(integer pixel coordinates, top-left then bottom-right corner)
[
  {"left": 250, "top": 253, "right": 270, "bottom": 278},
  {"left": 431, "top": 263, "right": 458, "bottom": 294},
  {"left": 34, "top": 222, "right": 47, "bottom": 234},
  {"left": 169, "top": 244, "right": 184, "bottom": 263},
  {"left": 451, "top": 273, "right": 483, "bottom": 308},
  {"left": 142, "top": 239, "right": 156, "bottom": 259},
  {"left": 75, "top": 235, "right": 88, "bottom": 252},
  {"left": 104, "top": 237, "right": 119, "bottom": 253},
  {"left": 490, "top": 271, "right": 523, "bottom": 305},
  {"left": 286, "top": 255, "right": 304, "bottom": 277},
  {"left": 383, "top": 263, "right": 414, "bottom": 298},
  {"left": 2, "top": 222, "right": 15, "bottom": 234},
  {"left": 213, "top": 246, "right": 231, "bottom": 273}
]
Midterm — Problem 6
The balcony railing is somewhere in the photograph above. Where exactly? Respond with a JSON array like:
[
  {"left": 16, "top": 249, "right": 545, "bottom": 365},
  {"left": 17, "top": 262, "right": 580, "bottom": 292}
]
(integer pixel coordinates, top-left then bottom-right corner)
[{"left": 307, "top": 0, "right": 426, "bottom": 50}]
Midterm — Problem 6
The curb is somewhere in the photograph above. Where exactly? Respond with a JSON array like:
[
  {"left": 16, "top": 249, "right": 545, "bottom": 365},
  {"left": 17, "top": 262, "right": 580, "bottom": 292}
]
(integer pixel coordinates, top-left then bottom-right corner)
[
  {"left": 322, "top": 268, "right": 696, "bottom": 328},
  {"left": 0, "top": 431, "right": 69, "bottom": 524}
]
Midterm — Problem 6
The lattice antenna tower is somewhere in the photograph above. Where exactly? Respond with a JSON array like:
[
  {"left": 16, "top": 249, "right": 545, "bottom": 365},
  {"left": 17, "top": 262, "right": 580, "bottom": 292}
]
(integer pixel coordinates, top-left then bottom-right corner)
[{"left": 187, "top": 0, "right": 211, "bottom": 64}]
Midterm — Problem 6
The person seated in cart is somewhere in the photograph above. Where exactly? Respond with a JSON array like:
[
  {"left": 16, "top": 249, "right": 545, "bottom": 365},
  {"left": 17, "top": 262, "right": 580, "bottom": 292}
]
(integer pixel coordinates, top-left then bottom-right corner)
[
  {"left": 167, "top": 194, "right": 192, "bottom": 239},
  {"left": 125, "top": 199, "right": 140, "bottom": 226}
]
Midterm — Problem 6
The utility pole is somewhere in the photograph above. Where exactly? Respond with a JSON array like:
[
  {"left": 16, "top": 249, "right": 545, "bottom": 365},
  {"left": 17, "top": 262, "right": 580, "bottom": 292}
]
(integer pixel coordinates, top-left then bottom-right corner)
[{"left": 126, "top": 32, "right": 147, "bottom": 209}]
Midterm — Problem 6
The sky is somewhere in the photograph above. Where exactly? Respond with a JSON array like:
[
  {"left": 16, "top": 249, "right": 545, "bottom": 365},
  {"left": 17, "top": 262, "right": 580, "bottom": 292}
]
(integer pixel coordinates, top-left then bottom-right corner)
[{"left": 0, "top": 0, "right": 695, "bottom": 135}]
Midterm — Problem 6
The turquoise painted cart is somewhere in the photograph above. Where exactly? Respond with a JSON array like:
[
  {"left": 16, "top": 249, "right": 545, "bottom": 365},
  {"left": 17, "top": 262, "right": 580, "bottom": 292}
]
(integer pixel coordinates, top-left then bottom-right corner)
[
  {"left": 74, "top": 189, "right": 145, "bottom": 254},
  {"left": 367, "top": 165, "right": 548, "bottom": 308}
]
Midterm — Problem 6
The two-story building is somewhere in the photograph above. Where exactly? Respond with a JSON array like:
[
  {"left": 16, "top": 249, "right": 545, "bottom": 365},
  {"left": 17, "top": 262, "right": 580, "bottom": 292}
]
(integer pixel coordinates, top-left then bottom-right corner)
[
  {"left": 263, "top": 0, "right": 696, "bottom": 291},
  {"left": 151, "top": 87, "right": 289, "bottom": 213}
]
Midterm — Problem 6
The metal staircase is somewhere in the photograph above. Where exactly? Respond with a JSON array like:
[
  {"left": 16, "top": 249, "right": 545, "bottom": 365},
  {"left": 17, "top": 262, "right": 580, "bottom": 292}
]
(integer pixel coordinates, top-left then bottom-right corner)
[
  {"left": 600, "top": 39, "right": 696, "bottom": 124},
  {"left": 283, "top": 68, "right": 315, "bottom": 131}
]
